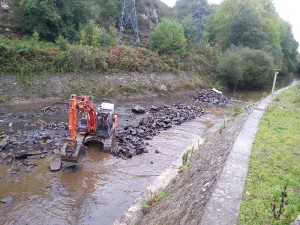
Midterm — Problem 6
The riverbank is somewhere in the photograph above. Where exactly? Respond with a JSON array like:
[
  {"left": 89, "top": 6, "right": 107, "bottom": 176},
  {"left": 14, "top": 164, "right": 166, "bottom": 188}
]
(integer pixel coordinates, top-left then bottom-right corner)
[
  {"left": 116, "top": 103, "right": 251, "bottom": 225},
  {"left": 0, "top": 72, "right": 214, "bottom": 103},
  {"left": 119, "top": 83, "right": 299, "bottom": 225}
]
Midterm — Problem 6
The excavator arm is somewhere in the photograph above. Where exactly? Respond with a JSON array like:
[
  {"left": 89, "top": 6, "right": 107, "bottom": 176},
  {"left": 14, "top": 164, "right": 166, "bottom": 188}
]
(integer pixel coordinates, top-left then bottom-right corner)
[{"left": 62, "top": 95, "right": 97, "bottom": 163}]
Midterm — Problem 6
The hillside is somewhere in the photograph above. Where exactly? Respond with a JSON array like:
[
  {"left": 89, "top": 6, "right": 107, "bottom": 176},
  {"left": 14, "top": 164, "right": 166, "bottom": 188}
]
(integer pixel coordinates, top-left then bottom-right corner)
[
  {"left": 0, "top": 0, "right": 172, "bottom": 45},
  {"left": 0, "top": 0, "right": 299, "bottom": 96}
]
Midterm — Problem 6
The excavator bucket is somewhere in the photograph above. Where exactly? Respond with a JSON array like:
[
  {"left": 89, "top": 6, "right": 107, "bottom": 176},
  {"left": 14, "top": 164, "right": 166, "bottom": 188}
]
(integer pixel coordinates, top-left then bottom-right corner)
[{"left": 61, "top": 134, "right": 86, "bottom": 163}]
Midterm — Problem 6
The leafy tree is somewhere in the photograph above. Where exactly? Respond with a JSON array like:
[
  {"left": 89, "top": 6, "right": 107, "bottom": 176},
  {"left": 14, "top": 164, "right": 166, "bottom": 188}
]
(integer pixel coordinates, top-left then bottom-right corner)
[
  {"left": 149, "top": 19, "right": 186, "bottom": 55},
  {"left": 217, "top": 47, "right": 273, "bottom": 88},
  {"left": 206, "top": 0, "right": 299, "bottom": 72},
  {"left": 206, "top": 0, "right": 270, "bottom": 50},
  {"left": 279, "top": 21, "right": 299, "bottom": 72},
  {"left": 14, "top": 0, "right": 93, "bottom": 41},
  {"left": 93, "top": 0, "right": 121, "bottom": 30},
  {"left": 79, "top": 20, "right": 117, "bottom": 47}
]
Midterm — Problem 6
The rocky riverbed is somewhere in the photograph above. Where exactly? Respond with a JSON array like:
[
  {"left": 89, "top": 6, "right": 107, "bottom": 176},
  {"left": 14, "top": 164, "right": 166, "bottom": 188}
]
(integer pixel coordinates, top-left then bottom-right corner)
[
  {"left": 0, "top": 89, "right": 229, "bottom": 170},
  {"left": 0, "top": 89, "right": 234, "bottom": 225},
  {"left": 115, "top": 103, "right": 205, "bottom": 158}
]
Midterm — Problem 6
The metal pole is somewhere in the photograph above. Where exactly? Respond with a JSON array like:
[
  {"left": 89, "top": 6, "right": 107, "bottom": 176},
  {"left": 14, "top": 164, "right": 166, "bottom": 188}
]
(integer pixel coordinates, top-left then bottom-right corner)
[{"left": 271, "top": 71, "right": 279, "bottom": 94}]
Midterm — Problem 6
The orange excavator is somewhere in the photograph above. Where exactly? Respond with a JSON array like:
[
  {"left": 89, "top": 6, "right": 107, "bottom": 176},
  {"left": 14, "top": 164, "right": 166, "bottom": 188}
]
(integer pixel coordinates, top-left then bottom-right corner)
[{"left": 61, "top": 94, "right": 118, "bottom": 163}]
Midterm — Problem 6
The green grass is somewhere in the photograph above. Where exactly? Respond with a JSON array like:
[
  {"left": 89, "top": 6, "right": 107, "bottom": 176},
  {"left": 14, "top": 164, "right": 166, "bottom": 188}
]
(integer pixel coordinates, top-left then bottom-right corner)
[
  {"left": 239, "top": 85, "right": 300, "bottom": 225},
  {"left": 141, "top": 191, "right": 169, "bottom": 214}
]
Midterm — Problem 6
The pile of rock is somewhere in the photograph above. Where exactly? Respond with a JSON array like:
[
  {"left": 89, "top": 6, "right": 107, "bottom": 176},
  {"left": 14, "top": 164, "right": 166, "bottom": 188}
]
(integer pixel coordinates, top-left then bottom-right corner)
[
  {"left": 114, "top": 103, "right": 205, "bottom": 158},
  {"left": 194, "top": 88, "right": 230, "bottom": 106}
]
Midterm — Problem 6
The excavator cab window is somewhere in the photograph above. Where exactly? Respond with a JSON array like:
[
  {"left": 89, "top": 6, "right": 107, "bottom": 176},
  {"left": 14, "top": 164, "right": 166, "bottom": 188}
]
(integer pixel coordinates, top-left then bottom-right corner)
[{"left": 78, "top": 112, "right": 87, "bottom": 133}]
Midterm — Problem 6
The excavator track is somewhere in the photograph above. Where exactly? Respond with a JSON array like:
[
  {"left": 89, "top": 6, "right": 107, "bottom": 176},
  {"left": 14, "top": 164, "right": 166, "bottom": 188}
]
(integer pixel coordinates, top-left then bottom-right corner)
[
  {"left": 83, "top": 133, "right": 114, "bottom": 153},
  {"left": 103, "top": 134, "right": 114, "bottom": 152}
]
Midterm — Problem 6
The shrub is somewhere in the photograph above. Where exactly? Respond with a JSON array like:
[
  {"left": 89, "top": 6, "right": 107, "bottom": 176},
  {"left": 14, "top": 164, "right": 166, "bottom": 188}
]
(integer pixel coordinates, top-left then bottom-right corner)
[
  {"left": 79, "top": 20, "right": 117, "bottom": 47},
  {"left": 149, "top": 19, "right": 187, "bottom": 55},
  {"left": 217, "top": 46, "right": 273, "bottom": 89}
]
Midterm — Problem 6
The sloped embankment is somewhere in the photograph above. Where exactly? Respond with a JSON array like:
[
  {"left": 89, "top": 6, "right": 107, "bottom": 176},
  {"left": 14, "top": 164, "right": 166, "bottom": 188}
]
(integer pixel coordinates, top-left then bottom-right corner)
[
  {"left": 137, "top": 111, "right": 250, "bottom": 225},
  {"left": 0, "top": 72, "right": 206, "bottom": 102}
]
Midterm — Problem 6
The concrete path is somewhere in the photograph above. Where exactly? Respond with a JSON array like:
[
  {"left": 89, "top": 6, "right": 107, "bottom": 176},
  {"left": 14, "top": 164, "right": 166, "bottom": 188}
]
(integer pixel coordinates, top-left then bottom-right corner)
[{"left": 200, "top": 83, "right": 298, "bottom": 225}]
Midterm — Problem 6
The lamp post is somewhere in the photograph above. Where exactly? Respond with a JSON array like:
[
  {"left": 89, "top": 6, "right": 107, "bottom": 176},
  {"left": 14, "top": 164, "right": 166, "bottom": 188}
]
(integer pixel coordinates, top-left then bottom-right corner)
[{"left": 272, "top": 70, "right": 280, "bottom": 94}]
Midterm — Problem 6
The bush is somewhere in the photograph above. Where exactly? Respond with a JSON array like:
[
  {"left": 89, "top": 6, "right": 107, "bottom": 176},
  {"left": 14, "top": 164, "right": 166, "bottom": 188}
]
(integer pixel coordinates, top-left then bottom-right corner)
[
  {"left": 149, "top": 19, "right": 187, "bottom": 55},
  {"left": 217, "top": 47, "right": 273, "bottom": 89},
  {"left": 0, "top": 38, "right": 218, "bottom": 83},
  {"left": 79, "top": 20, "right": 117, "bottom": 48}
]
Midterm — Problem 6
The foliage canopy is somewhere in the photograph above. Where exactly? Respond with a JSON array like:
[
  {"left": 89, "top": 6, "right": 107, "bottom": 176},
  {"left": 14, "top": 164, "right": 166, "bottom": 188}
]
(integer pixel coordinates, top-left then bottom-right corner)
[
  {"left": 149, "top": 19, "right": 187, "bottom": 55},
  {"left": 217, "top": 47, "right": 273, "bottom": 88}
]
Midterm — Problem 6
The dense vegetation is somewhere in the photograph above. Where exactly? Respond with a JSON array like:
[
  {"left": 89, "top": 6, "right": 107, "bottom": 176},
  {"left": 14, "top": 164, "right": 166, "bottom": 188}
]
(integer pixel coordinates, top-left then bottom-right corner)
[{"left": 0, "top": 0, "right": 299, "bottom": 90}]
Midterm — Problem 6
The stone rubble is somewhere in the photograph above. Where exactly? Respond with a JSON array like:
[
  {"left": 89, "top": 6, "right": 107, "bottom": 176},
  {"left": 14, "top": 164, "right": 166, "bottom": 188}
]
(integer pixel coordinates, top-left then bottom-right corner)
[
  {"left": 194, "top": 89, "right": 231, "bottom": 106},
  {"left": 114, "top": 103, "right": 205, "bottom": 158}
]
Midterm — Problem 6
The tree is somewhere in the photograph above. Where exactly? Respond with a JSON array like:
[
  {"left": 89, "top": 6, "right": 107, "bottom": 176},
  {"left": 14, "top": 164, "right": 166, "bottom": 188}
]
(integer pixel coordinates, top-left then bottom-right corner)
[
  {"left": 217, "top": 47, "right": 273, "bottom": 88},
  {"left": 279, "top": 21, "right": 299, "bottom": 73},
  {"left": 206, "top": 0, "right": 300, "bottom": 72},
  {"left": 149, "top": 19, "right": 186, "bottom": 55},
  {"left": 79, "top": 20, "right": 117, "bottom": 47},
  {"left": 15, "top": 0, "right": 93, "bottom": 41},
  {"left": 206, "top": 0, "right": 270, "bottom": 50}
]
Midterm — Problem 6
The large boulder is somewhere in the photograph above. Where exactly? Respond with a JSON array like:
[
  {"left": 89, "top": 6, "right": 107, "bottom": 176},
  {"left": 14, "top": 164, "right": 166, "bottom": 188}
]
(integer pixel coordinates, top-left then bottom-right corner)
[{"left": 132, "top": 105, "right": 146, "bottom": 114}]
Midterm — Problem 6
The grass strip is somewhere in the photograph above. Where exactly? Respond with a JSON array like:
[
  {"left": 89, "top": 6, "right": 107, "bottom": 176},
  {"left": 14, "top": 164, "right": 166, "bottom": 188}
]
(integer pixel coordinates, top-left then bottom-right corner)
[{"left": 239, "top": 84, "right": 300, "bottom": 225}]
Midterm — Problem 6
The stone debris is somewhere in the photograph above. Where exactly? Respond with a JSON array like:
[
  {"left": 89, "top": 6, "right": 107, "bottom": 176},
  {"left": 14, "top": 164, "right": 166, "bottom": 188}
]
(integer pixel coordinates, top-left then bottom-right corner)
[
  {"left": 50, "top": 158, "right": 62, "bottom": 171},
  {"left": 0, "top": 194, "right": 14, "bottom": 204},
  {"left": 194, "top": 89, "right": 231, "bottom": 106},
  {"left": 131, "top": 105, "right": 146, "bottom": 114},
  {"left": 115, "top": 103, "right": 205, "bottom": 158},
  {"left": 0, "top": 135, "right": 9, "bottom": 150}
]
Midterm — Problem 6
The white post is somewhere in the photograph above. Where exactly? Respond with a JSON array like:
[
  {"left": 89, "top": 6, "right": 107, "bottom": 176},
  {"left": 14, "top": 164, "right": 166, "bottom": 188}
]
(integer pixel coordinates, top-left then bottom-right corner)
[{"left": 272, "top": 71, "right": 279, "bottom": 94}]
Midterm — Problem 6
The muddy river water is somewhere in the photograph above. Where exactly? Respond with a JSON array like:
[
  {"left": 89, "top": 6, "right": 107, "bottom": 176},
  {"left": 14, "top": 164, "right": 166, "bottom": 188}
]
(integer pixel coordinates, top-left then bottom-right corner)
[{"left": 0, "top": 74, "right": 298, "bottom": 225}]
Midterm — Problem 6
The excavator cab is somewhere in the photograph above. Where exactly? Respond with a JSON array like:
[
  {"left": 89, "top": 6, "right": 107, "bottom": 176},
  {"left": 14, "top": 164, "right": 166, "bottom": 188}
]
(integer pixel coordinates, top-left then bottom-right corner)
[{"left": 97, "top": 103, "right": 116, "bottom": 138}]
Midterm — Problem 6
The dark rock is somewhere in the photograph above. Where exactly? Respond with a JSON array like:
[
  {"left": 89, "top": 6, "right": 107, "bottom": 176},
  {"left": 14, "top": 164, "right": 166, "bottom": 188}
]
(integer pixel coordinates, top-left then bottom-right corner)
[
  {"left": 150, "top": 105, "right": 159, "bottom": 111},
  {"left": 14, "top": 151, "right": 28, "bottom": 159}
]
